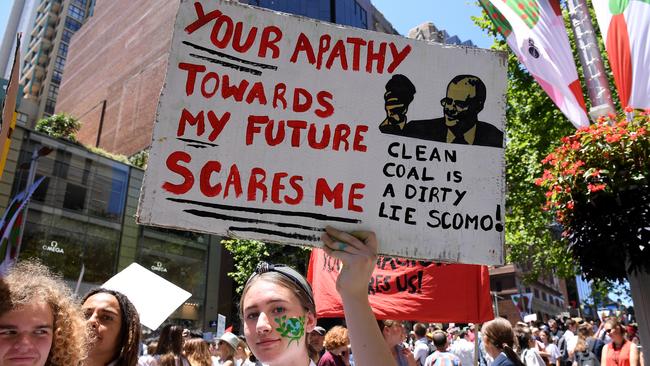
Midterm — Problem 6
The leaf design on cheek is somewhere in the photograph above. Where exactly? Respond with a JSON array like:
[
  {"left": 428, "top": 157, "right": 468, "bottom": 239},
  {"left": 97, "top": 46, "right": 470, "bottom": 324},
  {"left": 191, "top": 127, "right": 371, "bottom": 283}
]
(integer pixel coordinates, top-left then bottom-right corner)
[{"left": 274, "top": 315, "right": 305, "bottom": 347}]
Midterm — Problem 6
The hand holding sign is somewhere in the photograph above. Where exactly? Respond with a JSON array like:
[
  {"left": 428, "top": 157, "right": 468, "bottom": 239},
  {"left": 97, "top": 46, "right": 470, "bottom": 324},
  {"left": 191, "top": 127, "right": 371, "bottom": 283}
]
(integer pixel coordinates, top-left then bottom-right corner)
[{"left": 321, "top": 226, "right": 378, "bottom": 299}]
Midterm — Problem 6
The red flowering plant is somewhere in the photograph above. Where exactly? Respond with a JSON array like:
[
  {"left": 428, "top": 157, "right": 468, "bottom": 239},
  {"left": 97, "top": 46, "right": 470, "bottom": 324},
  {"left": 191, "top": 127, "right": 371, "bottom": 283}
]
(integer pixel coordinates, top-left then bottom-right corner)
[{"left": 536, "top": 109, "right": 650, "bottom": 281}]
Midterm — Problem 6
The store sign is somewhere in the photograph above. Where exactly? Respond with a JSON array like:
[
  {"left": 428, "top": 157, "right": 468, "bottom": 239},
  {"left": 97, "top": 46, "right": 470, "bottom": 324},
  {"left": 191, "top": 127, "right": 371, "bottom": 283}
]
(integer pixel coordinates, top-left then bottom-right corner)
[
  {"left": 138, "top": 0, "right": 507, "bottom": 265},
  {"left": 150, "top": 261, "right": 168, "bottom": 273},
  {"left": 42, "top": 241, "right": 64, "bottom": 254}
]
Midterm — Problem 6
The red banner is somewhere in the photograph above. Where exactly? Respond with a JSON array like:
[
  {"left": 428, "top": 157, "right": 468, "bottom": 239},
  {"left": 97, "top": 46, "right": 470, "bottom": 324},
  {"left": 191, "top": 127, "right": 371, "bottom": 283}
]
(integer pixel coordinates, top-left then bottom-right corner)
[{"left": 306, "top": 249, "right": 494, "bottom": 323}]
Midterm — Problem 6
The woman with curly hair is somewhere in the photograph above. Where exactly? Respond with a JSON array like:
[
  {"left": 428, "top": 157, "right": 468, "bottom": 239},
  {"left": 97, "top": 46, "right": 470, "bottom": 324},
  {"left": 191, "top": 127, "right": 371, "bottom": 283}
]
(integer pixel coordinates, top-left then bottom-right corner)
[
  {"left": 0, "top": 260, "right": 87, "bottom": 366},
  {"left": 182, "top": 338, "right": 211, "bottom": 366},
  {"left": 318, "top": 326, "right": 350, "bottom": 366},
  {"left": 82, "top": 288, "right": 141, "bottom": 366}
]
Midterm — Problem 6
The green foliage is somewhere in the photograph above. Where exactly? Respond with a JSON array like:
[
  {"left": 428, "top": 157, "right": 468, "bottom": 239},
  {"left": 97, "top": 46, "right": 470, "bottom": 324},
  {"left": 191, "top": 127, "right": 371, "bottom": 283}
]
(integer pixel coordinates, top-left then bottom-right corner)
[
  {"left": 221, "top": 238, "right": 311, "bottom": 295},
  {"left": 85, "top": 145, "right": 130, "bottom": 165},
  {"left": 128, "top": 149, "right": 149, "bottom": 169},
  {"left": 473, "top": 4, "right": 585, "bottom": 280},
  {"left": 35, "top": 113, "right": 81, "bottom": 141}
]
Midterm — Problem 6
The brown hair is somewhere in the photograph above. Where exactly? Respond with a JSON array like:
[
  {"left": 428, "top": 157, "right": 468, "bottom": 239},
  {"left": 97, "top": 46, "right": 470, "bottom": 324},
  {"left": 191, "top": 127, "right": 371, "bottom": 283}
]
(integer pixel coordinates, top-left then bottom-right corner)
[
  {"left": 323, "top": 326, "right": 350, "bottom": 351},
  {"left": 575, "top": 323, "right": 594, "bottom": 353},
  {"left": 482, "top": 318, "right": 524, "bottom": 366},
  {"left": 0, "top": 261, "right": 88, "bottom": 366},
  {"left": 82, "top": 288, "right": 141, "bottom": 366},
  {"left": 183, "top": 338, "right": 212, "bottom": 366},
  {"left": 240, "top": 270, "right": 316, "bottom": 320}
]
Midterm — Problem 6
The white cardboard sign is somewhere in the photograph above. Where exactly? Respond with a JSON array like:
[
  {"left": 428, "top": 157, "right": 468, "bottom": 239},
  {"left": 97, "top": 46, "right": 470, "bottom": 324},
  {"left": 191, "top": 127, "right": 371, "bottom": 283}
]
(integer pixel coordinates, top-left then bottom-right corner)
[
  {"left": 137, "top": 0, "right": 507, "bottom": 265},
  {"left": 102, "top": 263, "right": 192, "bottom": 330}
]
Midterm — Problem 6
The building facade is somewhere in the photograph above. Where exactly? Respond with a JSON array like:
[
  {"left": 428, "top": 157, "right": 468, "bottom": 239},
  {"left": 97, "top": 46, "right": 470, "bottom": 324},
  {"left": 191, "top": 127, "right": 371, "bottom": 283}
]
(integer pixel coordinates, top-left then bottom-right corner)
[
  {"left": 0, "top": 0, "right": 40, "bottom": 79},
  {"left": 56, "top": 0, "right": 397, "bottom": 156},
  {"left": 0, "top": 124, "right": 234, "bottom": 329},
  {"left": 489, "top": 264, "right": 569, "bottom": 323},
  {"left": 15, "top": 0, "right": 95, "bottom": 126},
  {"left": 407, "top": 22, "right": 475, "bottom": 47}
]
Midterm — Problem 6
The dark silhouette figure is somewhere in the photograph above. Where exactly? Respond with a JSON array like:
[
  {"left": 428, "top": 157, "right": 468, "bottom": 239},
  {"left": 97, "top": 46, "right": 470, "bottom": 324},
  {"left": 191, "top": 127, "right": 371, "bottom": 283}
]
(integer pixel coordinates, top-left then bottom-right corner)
[{"left": 379, "top": 74, "right": 503, "bottom": 148}]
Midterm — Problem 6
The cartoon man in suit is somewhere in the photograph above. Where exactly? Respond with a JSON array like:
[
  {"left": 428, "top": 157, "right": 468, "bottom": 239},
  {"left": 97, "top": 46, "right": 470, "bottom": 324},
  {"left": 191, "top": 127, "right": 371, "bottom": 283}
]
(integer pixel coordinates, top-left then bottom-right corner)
[{"left": 379, "top": 74, "right": 503, "bottom": 148}]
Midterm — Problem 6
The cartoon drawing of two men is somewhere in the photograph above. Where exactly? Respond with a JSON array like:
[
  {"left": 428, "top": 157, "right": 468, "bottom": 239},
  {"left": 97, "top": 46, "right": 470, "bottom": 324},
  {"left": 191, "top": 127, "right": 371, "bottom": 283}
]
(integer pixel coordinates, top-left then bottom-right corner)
[{"left": 379, "top": 74, "right": 503, "bottom": 148}]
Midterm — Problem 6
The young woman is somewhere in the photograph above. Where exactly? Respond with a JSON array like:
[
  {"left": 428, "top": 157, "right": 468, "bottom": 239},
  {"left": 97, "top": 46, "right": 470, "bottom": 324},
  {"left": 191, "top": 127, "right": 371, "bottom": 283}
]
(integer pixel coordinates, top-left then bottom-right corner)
[
  {"left": 540, "top": 329, "right": 561, "bottom": 366},
  {"left": 215, "top": 332, "right": 239, "bottom": 366},
  {"left": 82, "top": 288, "right": 141, "bottom": 366},
  {"left": 239, "top": 226, "right": 395, "bottom": 366},
  {"left": 482, "top": 318, "right": 525, "bottom": 366},
  {"left": 146, "top": 325, "right": 190, "bottom": 366},
  {"left": 318, "top": 326, "right": 350, "bottom": 366},
  {"left": 1, "top": 261, "right": 87, "bottom": 366},
  {"left": 182, "top": 338, "right": 212, "bottom": 366},
  {"left": 517, "top": 327, "right": 546, "bottom": 366},
  {"left": 601, "top": 319, "right": 639, "bottom": 366},
  {"left": 379, "top": 320, "right": 416, "bottom": 366}
]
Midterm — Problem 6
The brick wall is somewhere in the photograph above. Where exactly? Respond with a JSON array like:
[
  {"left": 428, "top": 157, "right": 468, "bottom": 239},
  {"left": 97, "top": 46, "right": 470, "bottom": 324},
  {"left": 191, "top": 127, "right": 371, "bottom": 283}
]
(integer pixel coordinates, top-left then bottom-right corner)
[{"left": 56, "top": 0, "right": 180, "bottom": 155}]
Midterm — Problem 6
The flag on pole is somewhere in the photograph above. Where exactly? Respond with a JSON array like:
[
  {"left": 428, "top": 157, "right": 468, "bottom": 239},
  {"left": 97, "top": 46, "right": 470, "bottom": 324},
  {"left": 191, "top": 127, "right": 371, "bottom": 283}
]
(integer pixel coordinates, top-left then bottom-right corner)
[
  {"left": 592, "top": 0, "right": 650, "bottom": 109},
  {"left": 0, "top": 176, "right": 45, "bottom": 276},
  {"left": 0, "top": 34, "right": 22, "bottom": 180},
  {"left": 480, "top": 0, "right": 590, "bottom": 128}
]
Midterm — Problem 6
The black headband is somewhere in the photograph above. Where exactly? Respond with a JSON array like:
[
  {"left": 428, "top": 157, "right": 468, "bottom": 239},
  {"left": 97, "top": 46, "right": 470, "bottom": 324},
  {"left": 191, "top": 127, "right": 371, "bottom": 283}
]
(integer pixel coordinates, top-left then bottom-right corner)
[{"left": 245, "top": 262, "right": 315, "bottom": 309}]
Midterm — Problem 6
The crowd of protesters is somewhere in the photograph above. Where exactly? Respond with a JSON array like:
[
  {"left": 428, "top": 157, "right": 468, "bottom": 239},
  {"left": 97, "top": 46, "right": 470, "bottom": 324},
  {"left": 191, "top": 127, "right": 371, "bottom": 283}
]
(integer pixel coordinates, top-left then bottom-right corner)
[{"left": 0, "top": 229, "right": 644, "bottom": 366}]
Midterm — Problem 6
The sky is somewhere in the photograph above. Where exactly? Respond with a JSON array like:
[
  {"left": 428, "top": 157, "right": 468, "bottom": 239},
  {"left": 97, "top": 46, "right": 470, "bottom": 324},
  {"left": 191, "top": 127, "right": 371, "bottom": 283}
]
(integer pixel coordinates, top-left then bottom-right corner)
[
  {"left": 371, "top": 0, "right": 494, "bottom": 48},
  {"left": 0, "top": 0, "right": 495, "bottom": 51}
]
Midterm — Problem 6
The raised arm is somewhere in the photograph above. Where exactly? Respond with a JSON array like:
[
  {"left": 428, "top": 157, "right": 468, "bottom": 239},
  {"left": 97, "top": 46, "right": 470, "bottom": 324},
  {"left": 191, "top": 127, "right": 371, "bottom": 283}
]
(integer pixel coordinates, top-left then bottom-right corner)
[{"left": 321, "top": 226, "right": 397, "bottom": 366}]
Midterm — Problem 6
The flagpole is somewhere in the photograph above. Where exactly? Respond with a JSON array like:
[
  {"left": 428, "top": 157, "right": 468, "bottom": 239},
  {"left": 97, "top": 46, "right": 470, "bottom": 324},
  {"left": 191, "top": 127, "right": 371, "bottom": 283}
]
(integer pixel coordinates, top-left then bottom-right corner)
[{"left": 565, "top": 0, "right": 616, "bottom": 120}]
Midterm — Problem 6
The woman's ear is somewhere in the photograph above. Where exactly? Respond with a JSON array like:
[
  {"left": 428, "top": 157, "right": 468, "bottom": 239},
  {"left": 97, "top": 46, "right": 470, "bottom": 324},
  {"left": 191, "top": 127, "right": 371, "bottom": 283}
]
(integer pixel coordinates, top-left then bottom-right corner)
[{"left": 305, "top": 311, "right": 317, "bottom": 334}]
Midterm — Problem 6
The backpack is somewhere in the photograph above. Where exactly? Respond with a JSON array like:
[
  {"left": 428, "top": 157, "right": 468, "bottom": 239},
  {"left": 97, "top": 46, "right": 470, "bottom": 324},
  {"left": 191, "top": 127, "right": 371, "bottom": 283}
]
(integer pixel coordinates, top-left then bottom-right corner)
[{"left": 575, "top": 351, "right": 600, "bottom": 366}]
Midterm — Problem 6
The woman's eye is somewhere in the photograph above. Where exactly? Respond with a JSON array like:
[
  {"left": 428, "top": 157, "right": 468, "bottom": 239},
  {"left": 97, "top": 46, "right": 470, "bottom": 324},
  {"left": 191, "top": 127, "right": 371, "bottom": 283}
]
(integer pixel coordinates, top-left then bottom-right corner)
[
  {"left": 101, "top": 315, "right": 114, "bottom": 321},
  {"left": 34, "top": 329, "right": 51, "bottom": 335},
  {"left": 273, "top": 306, "right": 286, "bottom": 314},
  {"left": 246, "top": 312, "right": 259, "bottom": 320}
]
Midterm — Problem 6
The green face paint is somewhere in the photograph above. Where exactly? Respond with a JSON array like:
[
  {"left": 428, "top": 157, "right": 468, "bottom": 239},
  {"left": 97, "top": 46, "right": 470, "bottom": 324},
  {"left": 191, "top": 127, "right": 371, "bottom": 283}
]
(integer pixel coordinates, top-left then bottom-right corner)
[{"left": 274, "top": 315, "right": 306, "bottom": 347}]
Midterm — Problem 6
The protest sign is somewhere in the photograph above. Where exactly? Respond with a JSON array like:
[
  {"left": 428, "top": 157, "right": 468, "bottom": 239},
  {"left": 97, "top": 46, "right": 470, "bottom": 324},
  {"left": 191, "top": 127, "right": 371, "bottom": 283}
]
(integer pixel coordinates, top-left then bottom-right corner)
[
  {"left": 137, "top": 0, "right": 507, "bottom": 264},
  {"left": 102, "top": 263, "right": 191, "bottom": 330},
  {"left": 306, "top": 248, "right": 494, "bottom": 322}
]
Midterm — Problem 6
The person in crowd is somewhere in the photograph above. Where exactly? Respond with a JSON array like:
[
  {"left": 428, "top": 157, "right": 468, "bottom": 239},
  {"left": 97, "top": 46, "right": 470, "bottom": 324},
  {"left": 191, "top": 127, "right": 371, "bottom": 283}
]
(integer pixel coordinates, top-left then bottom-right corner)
[
  {"left": 317, "top": 325, "right": 350, "bottom": 366},
  {"left": 308, "top": 326, "right": 327, "bottom": 364},
  {"left": 183, "top": 338, "right": 212, "bottom": 366},
  {"left": 379, "top": 320, "right": 416, "bottom": 366},
  {"left": 413, "top": 323, "right": 432, "bottom": 366},
  {"left": 424, "top": 330, "right": 461, "bottom": 366},
  {"left": 540, "top": 329, "right": 561, "bottom": 366},
  {"left": 214, "top": 332, "right": 240, "bottom": 366},
  {"left": 624, "top": 325, "right": 639, "bottom": 346},
  {"left": 600, "top": 319, "right": 639, "bottom": 366},
  {"left": 451, "top": 328, "right": 475, "bottom": 366},
  {"left": 572, "top": 323, "right": 601, "bottom": 366},
  {"left": 549, "top": 320, "right": 564, "bottom": 344},
  {"left": 140, "top": 341, "right": 158, "bottom": 366},
  {"left": 564, "top": 320, "right": 579, "bottom": 356},
  {"left": 234, "top": 337, "right": 256, "bottom": 366},
  {"left": 481, "top": 317, "right": 525, "bottom": 366},
  {"left": 239, "top": 226, "right": 396, "bottom": 366},
  {"left": 141, "top": 324, "right": 190, "bottom": 366},
  {"left": 82, "top": 288, "right": 141, "bottom": 366},
  {"left": 0, "top": 260, "right": 87, "bottom": 366},
  {"left": 517, "top": 327, "right": 546, "bottom": 366}
]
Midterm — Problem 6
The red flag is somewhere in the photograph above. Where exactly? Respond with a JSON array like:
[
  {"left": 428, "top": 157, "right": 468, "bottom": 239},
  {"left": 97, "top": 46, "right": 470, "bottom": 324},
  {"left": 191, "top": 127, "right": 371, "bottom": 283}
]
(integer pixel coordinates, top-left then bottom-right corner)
[{"left": 307, "top": 249, "right": 494, "bottom": 323}]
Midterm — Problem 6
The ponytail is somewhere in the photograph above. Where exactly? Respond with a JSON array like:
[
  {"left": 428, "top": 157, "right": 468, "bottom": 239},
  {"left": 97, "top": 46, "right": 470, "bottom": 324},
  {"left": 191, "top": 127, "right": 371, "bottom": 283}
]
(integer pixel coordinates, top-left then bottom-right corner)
[{"left": 502, "top": 344, "right": 525, "bottom": 366}]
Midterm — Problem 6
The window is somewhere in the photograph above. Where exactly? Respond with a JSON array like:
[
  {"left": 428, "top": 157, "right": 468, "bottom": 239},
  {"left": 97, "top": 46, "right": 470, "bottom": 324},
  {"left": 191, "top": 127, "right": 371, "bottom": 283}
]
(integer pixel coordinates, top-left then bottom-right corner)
[
  {"left": 61, "top": 29, "right": 73, "bottom": 43},
  {"left": 542, "top": 292, "right": 548, "bottom": 302},
  {"left": 63, "top": 182, "right": 86, "bottom": 211},
  {"left": 17, "top": 112, "right": 29, "bottom": 125},
  {"left": 534, "top": 288, "right": 540, "bottom": 298},
  {"left": 64, "top": 17, "right": 82, "bottom": 32},
  {"left": 68, "top": 5, "right": 85, "bottom": 22},
  {"left": 54, "top": 56, "right": 65, "bottom": 72},
  {"left": 48, "top": 84, "right": 59, "bottom": 100},
  {"left": 72, "top": 0, "right": 87, "bottom": 7},
  {"left": 495, "top": 280, "right": 502, "bottom": 292},
  {"left": 44, "top": 98, "right": 57, "bottom": 114},
  {"left": 58, "top": 43, "right": 68, "bottom": 57}
]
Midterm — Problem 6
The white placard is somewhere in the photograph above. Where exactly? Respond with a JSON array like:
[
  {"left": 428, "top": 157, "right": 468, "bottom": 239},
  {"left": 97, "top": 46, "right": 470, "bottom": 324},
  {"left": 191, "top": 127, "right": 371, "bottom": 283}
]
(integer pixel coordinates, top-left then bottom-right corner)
[
  {"left": 137, "top": 0, "right": 506, "bottom": 265},
  {"left": 102, "top": 263, "right": 192, "bottom": 330},
  {"left": 217, "top": 313, "right": 226, "bottom": 338},
  {"left": 524, "top": 313, "right": 538, "bottom": 323}
]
